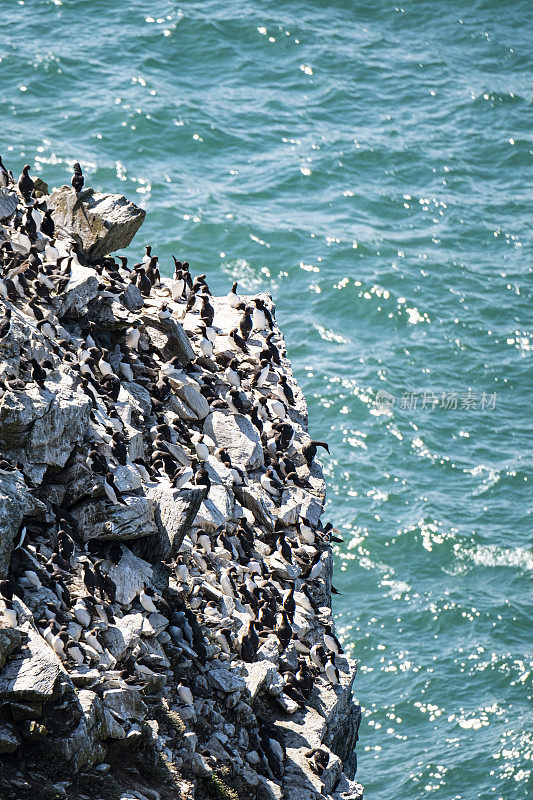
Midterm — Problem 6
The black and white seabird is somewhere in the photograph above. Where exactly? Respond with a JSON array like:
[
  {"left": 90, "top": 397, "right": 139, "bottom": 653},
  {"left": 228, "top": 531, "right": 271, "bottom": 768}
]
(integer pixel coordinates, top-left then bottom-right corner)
[
  {"left": 325, "top": 652, "right": 340, "bottom": 685},
  {"left": 305, "top": 747, "right": 330, "bottom": 776},
  {"left": 239, "top": 306, "right": 253, "bottom": 341},
  {"left": 40, "top": 209, "right": 55, "bottom": 238},
  {"left": 103, "top": 471, "right": 126, "bottom": 505},
  {"left": 228, "top": 327, "right": 249, "bottom": 354},
  {"left": 240, "top": 619, "right": 259, "bottom": 663},
  {"left": 323, "top": 622, "right": 343, "bottom": 654},
  {"left": 224, "top": 358, "right": 241, "bottom": 389},
  {"left": 135, "top": 267, "right": 152, "bottom": 297},
  {"left": 18, "top": 164, "right": 34, "bottom": 201},
  {"left": 71, "top": 162, "right": 84, "bottom": 193},
  {"left": 302, "top": 439, "right": 330, "bottom": 468},
  {"left": 227, "top": 281, "right": 241, "bottom": 308}
]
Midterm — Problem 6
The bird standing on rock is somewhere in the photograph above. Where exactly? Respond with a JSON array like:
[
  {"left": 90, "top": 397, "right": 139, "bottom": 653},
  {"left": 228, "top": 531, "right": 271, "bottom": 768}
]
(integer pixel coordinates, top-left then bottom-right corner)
[
  {"left": 18, "top": 165, "right": 34, "bottom": 201},
  {"left": 71, "top": 162, "right": 84, "bottom": 194},
  {"left": 302, "top": 439, "right": 330, "bottom": 468},
  {"left": 40, "top": 209, "right": 55, "bottom": 238}
]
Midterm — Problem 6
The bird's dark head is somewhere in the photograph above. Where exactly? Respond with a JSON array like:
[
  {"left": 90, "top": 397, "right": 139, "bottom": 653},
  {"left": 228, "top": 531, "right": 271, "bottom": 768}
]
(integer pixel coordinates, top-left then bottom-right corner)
[
  {"left": 315, "top": 440, "right": 330, "bottom": 453},
  {"left": 22, "top": 164, "right": 31, "bottom": 174}
]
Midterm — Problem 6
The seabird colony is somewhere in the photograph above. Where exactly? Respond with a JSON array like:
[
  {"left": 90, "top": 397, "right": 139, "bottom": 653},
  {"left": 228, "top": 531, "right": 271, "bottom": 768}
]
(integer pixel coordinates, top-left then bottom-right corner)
[{"left": 0, "top": 158, "right": 360, "bottom": 799}]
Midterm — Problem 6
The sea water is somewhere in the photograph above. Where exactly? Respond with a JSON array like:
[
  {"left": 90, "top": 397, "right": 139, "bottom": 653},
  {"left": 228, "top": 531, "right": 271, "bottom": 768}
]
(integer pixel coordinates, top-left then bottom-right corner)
[{"left": 1, "top": 1, "right": 531, "bottom": 797}]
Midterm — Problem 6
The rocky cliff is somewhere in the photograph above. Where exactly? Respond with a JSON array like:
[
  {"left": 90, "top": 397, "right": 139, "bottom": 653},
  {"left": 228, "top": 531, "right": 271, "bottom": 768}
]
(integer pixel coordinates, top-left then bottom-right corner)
[{"left": 0, "top": 166, "right": 362, "bottom": 800}]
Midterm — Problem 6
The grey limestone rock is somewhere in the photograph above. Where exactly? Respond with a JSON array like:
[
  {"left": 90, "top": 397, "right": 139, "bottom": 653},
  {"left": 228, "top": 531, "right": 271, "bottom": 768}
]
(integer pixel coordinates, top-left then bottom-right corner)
[
  {"left": 2, "top": 372, "right": 92, "bottom": 485},
  {"left": 103, "top": 548, "right": 152, "bottom": 606},
  {"left": 0, "top": 470, "right": 45, "bottom": 578},
  {"left": 103, "top": 707, "right": 126, "bottom": 740},
  {"left": 0, "top": 625, "right": 65, "bottom": 703},
  {"left": 142, "top": 316, "right": 195, "bottom": 364},
  {"left": 204, "top": 410, "right": 264, "bottom": 470},
  {"left": 120, "top": 282, "right": 144, "bottom": 311},
  {"left": 189, "top": 751, "right": 213, "bottom": 777},
  {"left": 207, "top": 662, "right": 246, "bottom": 695},
  {"left": 195, "top": 483, "right": 234, "bottom": 532},
  {"left": 242, "top": 661, "right": 283, "bottom": 702},
  {"left": 53, "top": 262, "right": 100, "bottom": 317},
  {"left": 47, "top": 186, "right": 145, "bottom": 260},
  {"left": 103, "top": 687, "right": 147, "bottom": 720},
  {"left": 120, "top": 380, "right": 152, "bottom": 418},
  {"left": 173, "top": 382, "right": 210, "bottom": 419},
  {"left": 113, "top": 463, "right": 143, "bottom": 493},
  {"left": 0, "top": 723, "right": 21, "bottom": 753},
  {"left": 233, "top": 482, "right": 274, "bottom": 531},
  {"left": 101, "top": 613, "right": 143, "bottom": 662},
  {"left": 0, "top": 189, "right": 18, "bottom": 221},
  {"left": 0, "top": 627, "right": 23, "bottom": 669},
  {"left": 47, "top": 690, "right": 106, "bottom": 772},
  {"left": 71, "top": 495, "right": 157, "bottom": 541},
  {"left": 147, "top": 483, "right": 206, "bottom": 559}
]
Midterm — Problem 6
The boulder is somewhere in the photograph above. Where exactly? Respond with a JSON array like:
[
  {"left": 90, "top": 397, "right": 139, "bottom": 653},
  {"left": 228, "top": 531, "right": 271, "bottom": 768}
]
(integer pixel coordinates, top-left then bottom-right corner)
[
  {"left": 0, "top": 189, "right": 17, "bottom": 221},
  {"left": 147, "top": 484, "right": 206, "bottom": 559},
  {"left": 332, "top": 773, "right": 364, "bottom": 800},
  {"left": 195, "top": 483, "right": 234, "bottom": 532},
  {"left": 0, "top": 723, "right": 21, "bottom": 753},
  {"left": 53, "top": 262, "right": 100, "bottom": 318},
  {"left": 0, "top": 625, "right": 65, "bottom": 702},
  {"left": 103, "top": 688, "right": 147, "bottom": 720},
  {"left": 47, "top": 690, "right": 106, "bottom": 771},
  {"left": 0, "top": 387, "right": 49, "bottom": 451},
  {"left": 10, "top": 700, "right": 43, "bottom": 721},
  {"left": 203, "top": 410, "right": 264, "bottom": 470},
  {"left": 71, "top": 495, "right": 157, "bottom": 541},
  {"left": 53, "top": 461, "right": 96, "bottom": 507},
  {"left": 207, "top": 662, "right": 246, "bottom": 695},
  {"left": 168, "top": 394, "right": 197, "bottom": 420},
  {"left": 0, "top": 627, "right": 23, "bottom": 669},
  {"left": 189, "top": 751, "right": 212, "bottom": 777},
  {"left": 233, "top": 483, "right": 274, "bottom": 531},
  {"left": 104, "top": 549, "right": 152, "bottom": 606},
  {"left": 173, "top": 383, "right": 210, "bottom": 420},
  {"left": 242, "top": 662, "right": 283, "bottom": 702},
  {"left": 113, "top": 463, "right": 143, "bottom": 493},
  {"left": 47, "top": 186, "right": 145, "bottom": 260},
  {"left": 32, "top": 177, "right": 49, "bottom": 197},
  {"left": 103, "top": 707, "right": 126, "bottom": 740},
  {"left": 1, "top": 372, "right": 92, "bottom": 485},
  {"left": 120, "top": 283, "right": 144, "bottom": 311},
  {"left": 85, "top": 297, "right": 137, "bottom": 332},
  {"left": 119, "top": 381, "right": 152, "bottom": 418},
  {"left": 0, "top": 470, "right": 45, "bottom": 578},
  {"left": 101, "top": 613, "right": 143, "bottom": 662},
  {"left": 142, "top": 317, "right": 195, "bottom": 364}
]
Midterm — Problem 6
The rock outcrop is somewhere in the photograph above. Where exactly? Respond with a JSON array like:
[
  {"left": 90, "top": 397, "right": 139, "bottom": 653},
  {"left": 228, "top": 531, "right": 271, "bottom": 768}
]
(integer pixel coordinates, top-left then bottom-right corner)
[
  {"left": 0, "top": 163, "right": 362, "bottom": 800},
  {"left": 47, "top": 186, "right": 146, "bottom": 260}
]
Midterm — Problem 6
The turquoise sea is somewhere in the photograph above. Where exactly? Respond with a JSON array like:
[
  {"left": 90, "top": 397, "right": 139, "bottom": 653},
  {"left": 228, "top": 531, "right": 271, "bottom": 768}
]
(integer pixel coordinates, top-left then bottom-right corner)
[{"left": 1, "top": 1, "right": 531, "bottom": 797}]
